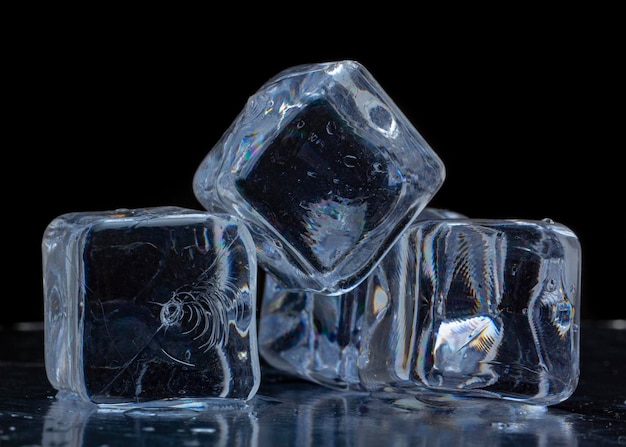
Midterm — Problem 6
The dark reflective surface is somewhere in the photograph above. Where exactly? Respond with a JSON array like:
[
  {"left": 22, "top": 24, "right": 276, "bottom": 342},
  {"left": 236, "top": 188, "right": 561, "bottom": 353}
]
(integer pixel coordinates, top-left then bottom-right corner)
[{"left": 1, "top": 321, "right": 625, "bottom": 446}]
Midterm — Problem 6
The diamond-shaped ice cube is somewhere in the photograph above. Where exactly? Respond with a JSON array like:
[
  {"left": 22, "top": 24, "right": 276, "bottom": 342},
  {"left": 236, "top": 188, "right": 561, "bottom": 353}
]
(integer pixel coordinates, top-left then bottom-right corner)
[
  {"left": 259, "top": 213, "right": 581, "bottom": 405},
  {"left": 193, "top": 60, "right": 446, "bottom": 294},
  {"left": 42, "top": 207, "right": 260, "bottom": 404}
]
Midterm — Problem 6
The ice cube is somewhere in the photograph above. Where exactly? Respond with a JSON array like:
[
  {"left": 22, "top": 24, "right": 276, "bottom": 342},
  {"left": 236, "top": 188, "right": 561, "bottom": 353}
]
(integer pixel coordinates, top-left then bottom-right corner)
[
  {"left": 193, "top": 60, "right": 446, "bottom": 294},
  {"left": 42, "top": 206, "right": 260, "bottom": 404}
]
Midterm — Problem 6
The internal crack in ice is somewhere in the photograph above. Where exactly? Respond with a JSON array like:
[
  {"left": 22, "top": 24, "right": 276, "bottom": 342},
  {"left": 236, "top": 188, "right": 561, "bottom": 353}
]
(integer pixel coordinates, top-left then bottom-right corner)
[
  {"left": 97, "top": 230, "right": 245, "bottom": 398},
  {"left": 97, "top": 326, "right": 160, "bottom": 396},
  {"left": 161, "top": 348, "right": 195, "bottom": 367}
]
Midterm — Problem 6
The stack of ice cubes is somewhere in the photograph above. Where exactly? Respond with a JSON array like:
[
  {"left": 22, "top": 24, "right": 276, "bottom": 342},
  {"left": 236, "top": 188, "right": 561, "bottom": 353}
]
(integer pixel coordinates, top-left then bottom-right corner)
[{"left": 42, "top": 60, "right": 581, "bottom": 407}]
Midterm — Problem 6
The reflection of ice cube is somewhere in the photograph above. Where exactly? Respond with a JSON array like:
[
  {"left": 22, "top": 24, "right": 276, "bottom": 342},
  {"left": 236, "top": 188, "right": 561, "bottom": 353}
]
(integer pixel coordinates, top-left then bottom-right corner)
[
  {"left": 193, "top": 60, "right": 446, "bottom": 294},
  {"left": 254, "top": 380, "right": 578, "bottom": 446},
  {"left": 42, "top": 207, "right": 260, "bottom": 404},
  {"left": 259, "top": 212, "right": 581, "bottom": 405},
  {"left": 42, "top": 390, "right": 260, "bottom": 446}
]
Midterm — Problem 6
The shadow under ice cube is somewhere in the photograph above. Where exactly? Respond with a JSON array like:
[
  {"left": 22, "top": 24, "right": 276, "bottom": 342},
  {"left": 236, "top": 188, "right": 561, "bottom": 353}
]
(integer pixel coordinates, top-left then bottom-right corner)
[
  {"left": 259, "top": 213, "right": 581, "bottom": 406},
  {"left": 42, "top": 207, "right": 260, "bottom": 404},
  {"left": 193, "top": 60, "right": 446, "bottom": 294}
]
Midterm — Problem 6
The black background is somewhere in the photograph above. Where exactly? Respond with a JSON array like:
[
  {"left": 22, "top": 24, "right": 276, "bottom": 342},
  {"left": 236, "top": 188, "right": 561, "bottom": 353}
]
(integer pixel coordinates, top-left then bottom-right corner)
[{"left": 5, "top": 8, "right": 623, "bottom": 325}]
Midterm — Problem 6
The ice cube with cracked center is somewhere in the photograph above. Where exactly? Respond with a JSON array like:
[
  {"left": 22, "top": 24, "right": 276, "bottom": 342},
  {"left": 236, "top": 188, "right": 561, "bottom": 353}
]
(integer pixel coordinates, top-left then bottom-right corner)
[{"left": 42, "top": 206, "right": 260, "bottom": 404}]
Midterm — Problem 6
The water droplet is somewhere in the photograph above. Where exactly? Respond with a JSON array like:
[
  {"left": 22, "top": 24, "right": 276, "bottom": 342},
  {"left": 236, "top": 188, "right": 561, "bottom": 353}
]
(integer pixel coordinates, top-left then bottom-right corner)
[
  {"left": 343, "top": 155, "right": 357, "bottom": 167},
  {"left": 357, "top": 353, "right": 370, "bottom": 368},
  {"left": 325, "top": 120, "right": 336, "bottom": 135}
]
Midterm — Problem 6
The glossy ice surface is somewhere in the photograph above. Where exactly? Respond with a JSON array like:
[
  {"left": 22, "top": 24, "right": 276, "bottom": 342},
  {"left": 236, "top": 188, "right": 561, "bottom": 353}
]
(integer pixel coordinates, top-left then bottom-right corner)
[
  {"left": 42, "top": 207, "right": 260, "bottom": 404},
  {"left": 193, "top": 60, "right": 446, "bottom": 294},
  {"left": 259, "top": 214, "right": 581, "bottom": 405}
]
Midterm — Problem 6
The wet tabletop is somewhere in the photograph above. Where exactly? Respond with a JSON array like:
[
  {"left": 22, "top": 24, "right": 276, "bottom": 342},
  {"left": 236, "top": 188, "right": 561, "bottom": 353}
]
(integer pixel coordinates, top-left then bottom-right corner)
[{"left": 1, "top": 321, "right": 624, "bottom": 446}]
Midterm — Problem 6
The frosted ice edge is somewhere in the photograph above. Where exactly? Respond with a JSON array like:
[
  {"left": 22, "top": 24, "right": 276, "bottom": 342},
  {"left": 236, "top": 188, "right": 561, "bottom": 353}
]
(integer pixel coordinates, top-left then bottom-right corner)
[
  {"left": 258, "top": 215, "right": 581, "bottom": 405},
  {"left": 42, "top": 206, "right": 260, "bottom": 404},
  {"left": 193, "top": 60, "right": 446, "bottom": 294}
]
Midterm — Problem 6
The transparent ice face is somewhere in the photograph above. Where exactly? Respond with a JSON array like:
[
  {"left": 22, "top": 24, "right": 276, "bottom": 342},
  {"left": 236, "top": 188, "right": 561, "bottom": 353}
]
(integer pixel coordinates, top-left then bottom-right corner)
[
  {"left": 412, "top": 218, "right": 581, "bottom": 405},
  {"left": 42, "top": 207, "right": 260, "bottom": 404},
  {"left": 259, "top": 213, "right": 581, "bottom": 406},
  {"left": 193, "top": 60, "right": 446, "bottom": 294}
]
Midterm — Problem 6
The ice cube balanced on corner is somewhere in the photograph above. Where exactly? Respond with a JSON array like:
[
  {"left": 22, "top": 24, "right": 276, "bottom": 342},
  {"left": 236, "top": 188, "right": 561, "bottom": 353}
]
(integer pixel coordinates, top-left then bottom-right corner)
[
  {"left": 41, "top": 207, "right": 260, "bottom": 404},
  {"left": 259, "top": 212, "right": 581, "bottom": 406},
  {"left": 193, "top": 60, "right": 446, "bottom": 294}
]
